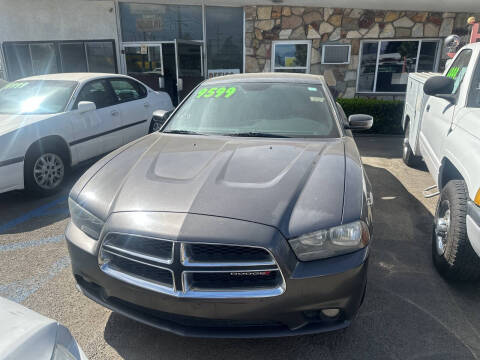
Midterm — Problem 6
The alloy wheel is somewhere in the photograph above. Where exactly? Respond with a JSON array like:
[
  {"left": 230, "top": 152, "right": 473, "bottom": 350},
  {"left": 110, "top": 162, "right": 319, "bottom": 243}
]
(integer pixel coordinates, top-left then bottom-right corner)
[
  {"left": 33, "top": 153, "right": 65, "bottom": 190},
  {"left": 435, "top": 201, "right": 451, "bottom": 256}
]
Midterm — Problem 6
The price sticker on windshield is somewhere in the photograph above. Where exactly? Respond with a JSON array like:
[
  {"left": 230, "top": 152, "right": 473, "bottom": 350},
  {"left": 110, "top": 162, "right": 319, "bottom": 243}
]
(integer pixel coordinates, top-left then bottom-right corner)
[{"left": 196, "top": 87, "right": 237, "bottom": 99}]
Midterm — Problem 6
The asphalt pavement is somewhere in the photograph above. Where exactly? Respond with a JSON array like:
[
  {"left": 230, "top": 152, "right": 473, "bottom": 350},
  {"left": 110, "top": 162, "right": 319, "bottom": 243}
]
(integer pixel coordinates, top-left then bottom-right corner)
[{"left": 1, "top": 136, "right": 479, "bottom": 360}]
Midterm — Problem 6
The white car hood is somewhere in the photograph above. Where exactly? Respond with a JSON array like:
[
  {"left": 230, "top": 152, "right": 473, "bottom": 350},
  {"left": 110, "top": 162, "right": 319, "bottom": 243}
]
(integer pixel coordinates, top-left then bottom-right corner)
[
  {"left": 0, "top": 113, "right": 54, "bottom": 137},
  {"left": 0, "top": 297, "right": 87, "bottom": 360}
]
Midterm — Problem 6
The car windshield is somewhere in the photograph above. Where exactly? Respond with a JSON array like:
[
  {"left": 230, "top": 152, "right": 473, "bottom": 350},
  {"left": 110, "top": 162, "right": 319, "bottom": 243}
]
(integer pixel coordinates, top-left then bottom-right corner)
[
  {"left": 163, "top": 82, "right": 340, "bottom": 138},
  {"left": 0, "top": 80, "right": 77, "bottom": 115}
]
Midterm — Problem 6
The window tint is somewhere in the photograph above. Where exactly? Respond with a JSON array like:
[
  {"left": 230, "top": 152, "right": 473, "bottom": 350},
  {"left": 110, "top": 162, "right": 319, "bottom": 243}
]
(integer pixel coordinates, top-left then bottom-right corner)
[
  {"left": 76, "top": 80, "right": 116, "bottom": 109},
  {"left": 468, "top": 58, "right": 480, "bottom": 108},
  {"left": 109, "top": 79, "right": 145, "bottom": 102},
  {"left": 30, "top": 43, "right": 58, "bottom": 75},
  {"left": 446, "top": 50, "right": 472, "bottom": 94},
  {"left": 60, "top": 43, "right": 88, "bottom": 72},
  {"left": 86, "top": 42, "right": 116, "bottom": 73}
]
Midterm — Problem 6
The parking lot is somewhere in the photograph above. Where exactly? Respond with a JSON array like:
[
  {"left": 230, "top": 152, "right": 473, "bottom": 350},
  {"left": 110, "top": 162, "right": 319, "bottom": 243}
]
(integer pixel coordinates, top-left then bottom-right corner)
[{"left": 1, "top": 136, "right": 479, "bottom": 360}]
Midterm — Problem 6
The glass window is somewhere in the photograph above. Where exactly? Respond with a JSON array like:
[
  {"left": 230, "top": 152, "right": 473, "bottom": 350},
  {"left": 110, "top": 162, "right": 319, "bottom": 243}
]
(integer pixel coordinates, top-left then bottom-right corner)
[
  {"left": 446, "top": 49, "right": 472, "bottom": 94},
  {"left": 86, "top": 42, "right": 116, "bottom": 73},
  {"left": 272, "top": 41, "right": 310, "bottom": 73},
  {"left": 358, "top": 42, "right": 378, "bottom": 92},
  {"left": 376, "top": 41, "right": 418, "bottom": 92},
  {"left": 30, "top": 43, "right": 58, "bottom": 75},
  {"left": 417, "top": 41, "right": 439, "bottom": 72},
  {"left": 164, "top": 82, "right": 339, "bottom": 138},
  {"left": 119, "top": 3, "right": 203, "bottom": 42},
  {"left": 206, "top": 6, "right": 243, "bottom": 73},
  {"left": 4, "top": 43, "right": 33, "bottom": 80},
  {"left": 468, "top": 58, "right": 480, "bottom": 108},
  {"left": 358, "top": 39, "right": 440, "bottom": 93},
  {"left": 75, "top": 80, "right": 116, "bottom": 109},
  {"left": 60, "top": 43, "right": 88, "bottom": 72},
  {"left": 109, "top": 78, "right": 144, "bottom": 102},
  {"left": 0, "top": 80, "right": 77, "bottom": 114}
]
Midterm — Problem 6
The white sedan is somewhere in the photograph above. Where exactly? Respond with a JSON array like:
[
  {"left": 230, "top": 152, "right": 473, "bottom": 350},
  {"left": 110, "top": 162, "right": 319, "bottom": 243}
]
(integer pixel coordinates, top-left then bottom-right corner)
[{"left": 0, "top": 73, "right": 173, "bottom": 196}]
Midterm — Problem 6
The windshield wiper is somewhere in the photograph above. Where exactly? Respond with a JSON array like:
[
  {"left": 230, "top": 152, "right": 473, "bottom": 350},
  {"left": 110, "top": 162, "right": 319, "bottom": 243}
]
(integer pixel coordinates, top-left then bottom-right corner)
[
  {"left": 163, "top": 130, "right": 207, "bottom": 136},
  {"left": 226, "top": 132, "right": 291, "bottom": 138}
]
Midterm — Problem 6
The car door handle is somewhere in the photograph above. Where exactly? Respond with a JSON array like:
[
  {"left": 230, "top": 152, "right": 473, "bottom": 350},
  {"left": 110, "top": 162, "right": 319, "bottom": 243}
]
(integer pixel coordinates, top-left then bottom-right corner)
[
  {"left": 111, "top": 109, "right": 119, "bottom": 116},
  {"left": 144, "top": 102, "right": 150, "bottom": 108},
  {"left": 426, "top": 105, "right": 430, "bottom": 112}
]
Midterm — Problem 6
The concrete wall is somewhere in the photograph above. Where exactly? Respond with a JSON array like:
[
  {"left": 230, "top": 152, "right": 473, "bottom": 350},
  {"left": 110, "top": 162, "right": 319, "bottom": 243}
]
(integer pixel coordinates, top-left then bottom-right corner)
[{"left": 0, "top": 0, "right": 120, "bottom": 79}]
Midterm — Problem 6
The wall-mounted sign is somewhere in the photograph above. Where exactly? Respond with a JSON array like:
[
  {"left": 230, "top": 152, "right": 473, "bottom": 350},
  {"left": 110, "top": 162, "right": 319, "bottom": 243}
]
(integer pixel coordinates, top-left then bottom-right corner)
[
  {"left": 140, "top": 45, "right": 148, "bottom": 54},
  {"left": 207, "top": 69, "right": 240, "bottom": 79}
]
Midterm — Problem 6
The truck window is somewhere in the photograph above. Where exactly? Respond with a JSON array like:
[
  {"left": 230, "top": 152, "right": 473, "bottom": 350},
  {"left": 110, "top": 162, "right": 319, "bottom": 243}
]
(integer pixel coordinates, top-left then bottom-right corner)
[
  {"left": 467, "top": 58, "right": 480, "bottom": 108},
  {"left": 446, "top": 49, "right": 472, "bottom": 94}
]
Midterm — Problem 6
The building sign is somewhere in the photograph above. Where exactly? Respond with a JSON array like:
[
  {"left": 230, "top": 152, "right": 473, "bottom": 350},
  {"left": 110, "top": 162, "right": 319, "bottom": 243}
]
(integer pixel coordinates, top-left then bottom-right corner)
[
  {"left": 136, "top": 15, "right": 163, "bottom": 32},
  {"left": 208, "top": 69, "right": 240, "bottom": 79},
  {"left": 140, "top": 45, "right": 148, "bottom": 54}
]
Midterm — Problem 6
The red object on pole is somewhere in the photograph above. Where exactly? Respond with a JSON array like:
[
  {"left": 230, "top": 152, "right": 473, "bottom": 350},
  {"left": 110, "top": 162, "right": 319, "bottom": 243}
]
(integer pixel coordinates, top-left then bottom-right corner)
[{"left": 471, "top": 23, "right": 480, "bottom": 43}]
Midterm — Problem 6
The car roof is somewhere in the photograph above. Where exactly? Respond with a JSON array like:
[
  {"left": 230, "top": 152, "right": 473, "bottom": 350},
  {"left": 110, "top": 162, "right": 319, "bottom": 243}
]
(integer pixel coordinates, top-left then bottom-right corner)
[
  {"left": 17, "top": 72, "right": 131, "bottom": 83},
  {"left": 204, "top": 72, "right": 326, "bottom": 85}
]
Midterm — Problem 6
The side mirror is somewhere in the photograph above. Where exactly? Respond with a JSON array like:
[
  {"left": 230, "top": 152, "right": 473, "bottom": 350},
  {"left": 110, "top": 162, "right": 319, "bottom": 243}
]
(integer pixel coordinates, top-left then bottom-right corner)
[
  {"left": 152, "top": 109, "right": 173, "bottom": 127},
  {"left": 77, "top": 101, "right": 96, "bottom": 113},
  {"left": 346, "top": 114, "right": 373, "bottom": 130},
  {"left": 424, "top": 76, "right": 456, "bottom": 104}
]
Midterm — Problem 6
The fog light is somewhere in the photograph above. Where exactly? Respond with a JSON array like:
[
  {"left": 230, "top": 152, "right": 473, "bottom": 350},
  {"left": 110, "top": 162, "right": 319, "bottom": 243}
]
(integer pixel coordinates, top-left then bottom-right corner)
[{"left": 321, "top": 308, "right": 340, "bottom": 318}]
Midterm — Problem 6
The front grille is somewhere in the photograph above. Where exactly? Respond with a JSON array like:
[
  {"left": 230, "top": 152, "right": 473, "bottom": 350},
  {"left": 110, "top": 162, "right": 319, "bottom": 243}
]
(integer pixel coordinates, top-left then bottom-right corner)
[
  {"left": 187, "top": 271, "right": 281, "bottom": 291},
  {"left": 106, "top": 253, "right": 173, "bottom": 288},
  {"left": 184, "top": 243, "right": 273, "bottom": 264},
  {"left": 99, "top": 234, "right": 285, "bottom": 298}
]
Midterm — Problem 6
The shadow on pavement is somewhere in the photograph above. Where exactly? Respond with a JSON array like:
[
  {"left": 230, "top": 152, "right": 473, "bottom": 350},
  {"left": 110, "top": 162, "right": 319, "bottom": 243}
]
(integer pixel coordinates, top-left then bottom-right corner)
[
  {"left": 0, "top": 166, "right": 86, "bottom": 234},
  {"left": 103, "top": 163, "right": 480, "bottom": 360}
]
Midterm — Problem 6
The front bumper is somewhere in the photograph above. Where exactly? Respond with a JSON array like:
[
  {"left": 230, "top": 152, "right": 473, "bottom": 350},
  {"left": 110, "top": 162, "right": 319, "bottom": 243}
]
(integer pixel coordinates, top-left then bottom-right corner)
[
  {"left": 66, "top": 212, "right": 369, "bottom": 338},
  {"left": 0, "top": 160, "right": 23, "bottom": 193},
  {"left": 467, "top": 201, "right": 480, "bottom": 258}
]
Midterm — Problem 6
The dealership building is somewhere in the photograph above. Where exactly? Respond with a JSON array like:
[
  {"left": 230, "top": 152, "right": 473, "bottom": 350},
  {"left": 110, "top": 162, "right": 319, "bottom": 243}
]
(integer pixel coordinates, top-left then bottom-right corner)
[{"left": 0, "top": 0, "right": 478, "bottom": 103}]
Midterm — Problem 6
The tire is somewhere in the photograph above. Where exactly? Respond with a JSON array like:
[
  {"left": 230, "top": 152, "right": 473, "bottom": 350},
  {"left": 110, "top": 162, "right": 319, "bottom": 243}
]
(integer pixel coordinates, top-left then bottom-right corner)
[
  {"left": 24, "top": 144, "right": 68, "bottom": 197},
  {"left": 402, "top": 123, "right": 419, "bottom": 167},
  {"left": 432, "top": 180, "right": 480, "bottom": 281}
]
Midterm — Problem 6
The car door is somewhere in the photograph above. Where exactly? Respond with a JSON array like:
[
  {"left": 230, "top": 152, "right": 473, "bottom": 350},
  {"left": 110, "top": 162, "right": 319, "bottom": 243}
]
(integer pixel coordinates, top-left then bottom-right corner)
[
  {"left": 108, "top": 78, "right": 150, "bottom": 144},
  {"left": 70, "top": 79, "right": 123, "bottom": 162},
  {"left": 420, "top": 49, "right": 473, "bottom": 178}
]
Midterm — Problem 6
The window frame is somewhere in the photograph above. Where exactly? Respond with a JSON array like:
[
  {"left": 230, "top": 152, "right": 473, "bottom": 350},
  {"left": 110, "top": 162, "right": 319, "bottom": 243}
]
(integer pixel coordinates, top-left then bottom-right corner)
[
  {"left": 322, "top": 44, "right": 351, "bottom": 65},
  {"left": 2, "top": 39, "right": 118, "bottom": 81},
  {"left": 271, "top": 40, "right": 312, "bottom": 73},
  {"left": 356, "top": 38, "right": 442, "bottom": 94}
]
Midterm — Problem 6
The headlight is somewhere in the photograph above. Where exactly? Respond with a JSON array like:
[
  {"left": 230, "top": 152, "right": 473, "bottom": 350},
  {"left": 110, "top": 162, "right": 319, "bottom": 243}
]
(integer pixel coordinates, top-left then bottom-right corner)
[
  {"left": 288, "top": 221, "right": 370, "bottom": 261},
  {"left": 68, "top": 198, "right": 104, "bottom": 240}
]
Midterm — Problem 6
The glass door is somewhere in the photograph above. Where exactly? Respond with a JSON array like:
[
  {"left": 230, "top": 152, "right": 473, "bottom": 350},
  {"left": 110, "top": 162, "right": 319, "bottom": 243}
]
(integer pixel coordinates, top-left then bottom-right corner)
[
  {"left": 124, "top": 45, "right": 163, "bottom": 90},
  {"left": 174, "top": 39, "right": 204, "bottom": 103}
]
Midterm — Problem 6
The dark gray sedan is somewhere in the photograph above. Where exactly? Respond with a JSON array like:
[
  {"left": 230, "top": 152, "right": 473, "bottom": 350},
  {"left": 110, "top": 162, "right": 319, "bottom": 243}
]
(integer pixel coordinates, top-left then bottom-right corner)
[{"left": 65, "top": 73, "right": 374, "bottom": 337}]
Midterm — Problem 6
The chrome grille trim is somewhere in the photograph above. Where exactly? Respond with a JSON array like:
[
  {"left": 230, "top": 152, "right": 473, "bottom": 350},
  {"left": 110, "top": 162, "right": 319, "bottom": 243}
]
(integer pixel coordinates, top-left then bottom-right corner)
[{"left": 99, "top": 233, "right": 286, "bottom": 299}]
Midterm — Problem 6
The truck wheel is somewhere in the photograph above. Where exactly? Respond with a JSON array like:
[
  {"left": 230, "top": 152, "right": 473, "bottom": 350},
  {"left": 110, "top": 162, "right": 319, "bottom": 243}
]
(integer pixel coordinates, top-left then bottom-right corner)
[
  {"left": 402, "top": 123, "right": 419, "bottom": 167},
  {"left": 24, "top": 145, "right": 68, "bottom": 197},
  {"left": 432, "top": 180, "right": 480, "bottom": 281}
]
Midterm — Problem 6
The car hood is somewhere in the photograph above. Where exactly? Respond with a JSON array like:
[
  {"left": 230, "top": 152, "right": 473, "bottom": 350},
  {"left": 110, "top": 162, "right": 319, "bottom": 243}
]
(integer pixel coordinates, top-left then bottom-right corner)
[
  {"left": 74, "top": 133, "right": 347, "bottom": 238},
  {"left": 0, "top": 113, "right": 53, "bottom": 137}
]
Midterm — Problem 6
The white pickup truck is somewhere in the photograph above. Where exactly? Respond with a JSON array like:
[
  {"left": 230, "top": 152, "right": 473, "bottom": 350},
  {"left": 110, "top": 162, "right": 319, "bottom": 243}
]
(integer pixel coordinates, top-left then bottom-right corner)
[{"left": 402, "top": 42, "right": 480, "bottom": 280}]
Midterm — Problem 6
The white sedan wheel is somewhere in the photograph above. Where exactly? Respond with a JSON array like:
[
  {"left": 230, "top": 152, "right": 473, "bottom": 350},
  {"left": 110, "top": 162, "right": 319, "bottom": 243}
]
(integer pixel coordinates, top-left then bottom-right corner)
[{"left": 33, "top": 153, "right": 65, "bottom": 190}]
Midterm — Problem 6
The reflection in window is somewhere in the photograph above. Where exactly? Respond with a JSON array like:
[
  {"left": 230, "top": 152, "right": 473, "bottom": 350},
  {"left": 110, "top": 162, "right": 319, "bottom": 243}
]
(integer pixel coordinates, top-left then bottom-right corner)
[
  {"left": 357, "top": 42, "right": 378, "bottom": 92},
  {"left": 272, "top": 41, "right": 310, "bottom": 73},
  {"left": 60, "top": 43, "right": 88, "bottom": 72},
  {"left": 206, "top": 6, "right": 243, "bottom": 73},
  {"left": 358, "top": 39, "right": 440, "bottom": 93},
  {"left": 4, "top": 40, "right": 117, "bottom": 81},
  {"left": 86, "top": 42, "right": 116, "bottom": 73},
  {"left": 119, "top": 3, "right": 203, "bottom": 42},
  {"left": 30, "top": 43, "right": 58, "bottom": 75}
]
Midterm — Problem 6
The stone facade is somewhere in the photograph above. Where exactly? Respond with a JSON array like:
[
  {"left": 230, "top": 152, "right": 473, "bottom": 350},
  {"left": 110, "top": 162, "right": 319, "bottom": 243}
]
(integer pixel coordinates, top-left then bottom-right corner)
[{"left": 244, "top": 6, "right": 477, "bottom": 98}]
